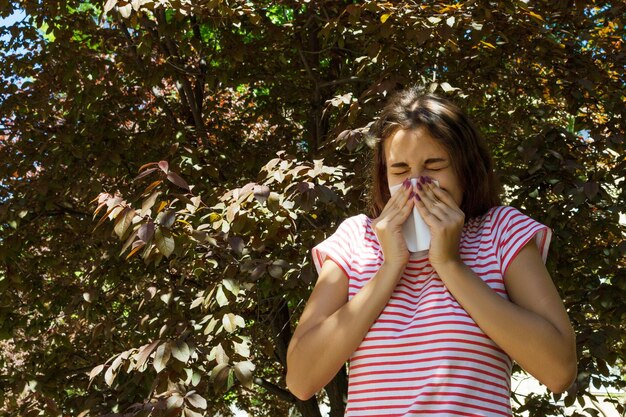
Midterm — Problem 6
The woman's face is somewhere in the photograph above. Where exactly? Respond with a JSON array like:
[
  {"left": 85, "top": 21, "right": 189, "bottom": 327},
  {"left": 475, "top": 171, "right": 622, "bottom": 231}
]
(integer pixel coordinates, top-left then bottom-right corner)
[{"left": 384, "top": 127, "right": 463, "bottom": 207}]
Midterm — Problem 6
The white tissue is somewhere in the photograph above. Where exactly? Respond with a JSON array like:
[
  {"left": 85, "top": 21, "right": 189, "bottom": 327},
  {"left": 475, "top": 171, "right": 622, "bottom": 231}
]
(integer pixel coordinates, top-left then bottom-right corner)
[{"left": 388, "top": 178, "right": 439, "bottom": 253}]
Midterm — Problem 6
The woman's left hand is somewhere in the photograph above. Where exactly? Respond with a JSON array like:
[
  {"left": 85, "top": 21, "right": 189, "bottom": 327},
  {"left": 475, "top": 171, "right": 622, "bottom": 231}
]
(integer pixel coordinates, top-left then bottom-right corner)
[{"left": 414, "top": 177, "right": 465, "bottom": 271}]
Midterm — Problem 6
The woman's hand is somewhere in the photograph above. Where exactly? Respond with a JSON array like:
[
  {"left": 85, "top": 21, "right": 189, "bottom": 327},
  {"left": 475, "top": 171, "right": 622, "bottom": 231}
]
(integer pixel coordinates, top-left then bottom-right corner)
[
  {"left": 414, "top": 177, "right": 465, "bottom": 270},
  {"left": 372, "top": 178, "right": 414, "bottom": 267}
]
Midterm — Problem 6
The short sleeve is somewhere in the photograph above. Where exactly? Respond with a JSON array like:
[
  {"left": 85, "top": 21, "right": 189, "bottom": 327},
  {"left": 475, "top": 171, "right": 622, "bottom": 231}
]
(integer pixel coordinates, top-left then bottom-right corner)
[
  {"left": 311, "top": 216, "right": 362, "bottom": 278},
  {"left": 493, "top": 206, "right": 552, "bottom": 275}
]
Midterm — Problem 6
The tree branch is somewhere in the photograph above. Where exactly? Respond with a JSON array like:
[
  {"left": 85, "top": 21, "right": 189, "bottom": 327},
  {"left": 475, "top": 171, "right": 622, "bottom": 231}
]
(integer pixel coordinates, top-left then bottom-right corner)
[
  {"left": 118, "top": 20, "right": 180, "bottom": 131},
  {"left": 155, "top": 9, "right": 206, "bottom": 143},
  {"left": 318, "top": 77, "right": 366, "bottom": 89},
  {"left": 190, "top": 14, "right": 207, "bottom": 115},
  {"left": 253, "top": 377, "right": 294, "bottom": 403}
]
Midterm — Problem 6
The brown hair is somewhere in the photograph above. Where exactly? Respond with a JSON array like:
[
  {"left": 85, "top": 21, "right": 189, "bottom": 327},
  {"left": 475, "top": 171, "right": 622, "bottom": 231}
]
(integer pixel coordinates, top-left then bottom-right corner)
[{"left": 366, "top": 86, "right": 501, "bottom": 220}]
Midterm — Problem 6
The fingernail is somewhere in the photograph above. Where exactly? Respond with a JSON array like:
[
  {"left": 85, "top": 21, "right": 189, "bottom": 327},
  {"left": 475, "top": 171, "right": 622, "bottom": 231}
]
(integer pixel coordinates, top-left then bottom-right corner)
[
  {"left": 417, "top": 182, "right": 423, "bottom": 191},
  {"left": 420, "top": 176, "right": 426, "bottom": 184},
  {"left": 403, "top": 179, "right": 410, "bottom": 189},
  {"left": 425, "top": 177, "right": 432, "bottom": 184},
  {"left": 414, "top": 195, "right": 421, "bottom": 202},
  {"left": 409, "top": 191, "right": 415, "bottom": 199}
]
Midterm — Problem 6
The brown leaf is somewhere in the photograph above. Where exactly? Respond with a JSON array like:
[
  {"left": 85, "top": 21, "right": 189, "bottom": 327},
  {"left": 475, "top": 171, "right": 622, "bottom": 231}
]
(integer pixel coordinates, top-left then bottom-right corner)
[
  {"left": 119, "top": 229, "right": 139, "bottom": 256},
  {"left": 89, "top": 364, "right": 105, "bottom": 380},
  {"left": 134, "top": 340, "right": 160, "bottom": 371},
  {"left": 252, "top": 184, "right": 270, "bottom": 203},
  {"left": 165, "top": 393, "right": 184, "bottom": 410},
  {"left": 134, "top": 167, "right": 158, "bottom": 182},
  {"left": 211, "top": 343, "right": 229, "bottom": 365},
  {"left": 167, "top": 171, "right": 190, "bottom": 190},
  {"left": 226, "top": 204, "right": 238, "bottom": 223},
  {"left": 144, "top": 180, "right": 162, "bottom": 195},
  {"left": 103, "top": 0, "right": 118, "bottom": 14},
  {"left": 125, "top": 242, "right": 145, "bottom": 260},
  {"left": 185, "top": 392, "right": 207, "bottom": 409},
  {"left": 158, "top": 160, "right": 169, "bottom": 173},
  {"left": 104, "top": 364, "right": 117, "bottom": 386},
  {"left": 210, "top": 363, "right": 230, "bottom": 385},
  {"left": 584, "top": 181, "right": 599, "bottom": 200},
  {"left": 138, "top": 161, "right": 158, "bottom": 172},
  {"left": 138, "top": 221, "right": 155, "bottom": 243},
  {"left": 92, "top": 204, "right": 120, "bottom": 232},
  {"left": 153, "top": 342, "right": 171, "bottom": 373},
  {"left": 233, "top": 361, "right": 255, "bottom": 389},
  {"left": 184, "top": 408, "right": 203, "bottom": 417},
  {"left": 228, "top": 236, "right": 244, "bottom": 254}
]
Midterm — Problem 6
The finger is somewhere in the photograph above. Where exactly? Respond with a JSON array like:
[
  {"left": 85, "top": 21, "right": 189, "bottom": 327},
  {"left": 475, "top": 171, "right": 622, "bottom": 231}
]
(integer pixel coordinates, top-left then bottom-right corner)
[
  {"left": 415, "top": 183, "right": 448, "bottom": 221},
  {"left": 392, "top": 192, "right": 415, "bottom": 222},
  {"left": 387, "top": 190, "right": 414, "bottom": 225},
  {"left": 416, "top": 181, "right": 445, "bottom": 210},
  {"left": 414, "top": 194, "right": 441, "bottom": 226},
  {"left": 428, "top": 182, "right": 461, "bottom": 212},
  {"left": 384, "top": 181, "right": 413, "bottom": 214}
]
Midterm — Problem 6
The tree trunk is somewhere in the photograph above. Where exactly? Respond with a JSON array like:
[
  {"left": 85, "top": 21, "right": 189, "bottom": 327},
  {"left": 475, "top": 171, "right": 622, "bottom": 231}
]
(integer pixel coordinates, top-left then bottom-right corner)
[{"left": 325, "top": 364, "right": 348, "bottom": 417}]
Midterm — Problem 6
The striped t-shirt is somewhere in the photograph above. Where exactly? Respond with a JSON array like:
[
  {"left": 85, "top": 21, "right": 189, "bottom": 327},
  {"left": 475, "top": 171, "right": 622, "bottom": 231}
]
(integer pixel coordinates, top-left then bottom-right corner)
[{"left": 311, "top": 206, "right": 551, "bottom": 417}]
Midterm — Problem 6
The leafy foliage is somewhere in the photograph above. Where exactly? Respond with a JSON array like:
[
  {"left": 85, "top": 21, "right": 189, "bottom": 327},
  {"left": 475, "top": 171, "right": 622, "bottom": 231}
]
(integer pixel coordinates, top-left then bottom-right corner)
[{"left": 0, "top": 1, "right": 624, "bottom": 416}]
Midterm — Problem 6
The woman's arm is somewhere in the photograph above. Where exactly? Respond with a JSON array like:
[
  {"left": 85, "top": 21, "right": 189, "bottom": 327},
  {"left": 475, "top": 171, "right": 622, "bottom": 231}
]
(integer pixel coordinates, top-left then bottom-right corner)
[
  {"left": 434, "top": 244, "right": 577, "bottom": 393},
  {"left": 286, "top": 259, "right": 405, "bottom": 400},
  {"left": 287, "top": 179, "right": 415, "bottom": 400},
  {"left": 415, "top": 181, "right": 577, "bottom": 393}
]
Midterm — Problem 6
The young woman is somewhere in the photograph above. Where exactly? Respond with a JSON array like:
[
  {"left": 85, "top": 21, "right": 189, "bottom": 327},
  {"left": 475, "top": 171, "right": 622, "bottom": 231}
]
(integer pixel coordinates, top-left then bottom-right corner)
[{"left": 286, "top": 87, "right": 577, "bottom": 417}]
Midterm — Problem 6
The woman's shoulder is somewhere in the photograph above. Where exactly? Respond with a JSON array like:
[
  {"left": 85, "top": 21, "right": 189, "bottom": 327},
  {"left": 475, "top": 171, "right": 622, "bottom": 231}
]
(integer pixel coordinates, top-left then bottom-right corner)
[
  {"left": 330, "top": 213, "right": 370, "bottom": 237},
  {"left": 465, "top": 205, "right": 527, "bottom": 233},
  {"left": 477, "top": 205, "right": 526, "bottom": 222},
  {"left": 341, "top": 213, "right": 370, "bottom": 232},
  {"left": 474, "top": 205, "right": 547, "bottom": 238}
]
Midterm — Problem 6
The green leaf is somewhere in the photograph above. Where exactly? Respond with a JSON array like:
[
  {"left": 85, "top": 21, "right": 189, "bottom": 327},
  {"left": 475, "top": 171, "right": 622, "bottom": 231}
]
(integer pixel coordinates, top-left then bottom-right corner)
[
  {"left": 222, "top": 278, "right": 239, "bottom": 295},
  {"left": 172, "top": 340, "right": 190, "bottom": 363},
  {"left": 154, "top": 227, "right": 175, "bottom": 258},
  {"left": 192, "top": 370, "right": 202, "bottom": 386},
  {"left": 215, "top": 286, "right": 228, "bottom": 307},
  {"left": 114, "top": 207, "right": 135, "bottom": 238},
  {"left": 157, "top": 210, "right": 176, "bottom": 228}
]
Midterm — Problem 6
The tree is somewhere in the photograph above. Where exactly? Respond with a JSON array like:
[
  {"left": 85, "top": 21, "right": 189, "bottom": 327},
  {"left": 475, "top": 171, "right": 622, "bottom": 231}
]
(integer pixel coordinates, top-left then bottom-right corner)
[{"left": 1, "top": 1, "right": 624, "bottom": 416}]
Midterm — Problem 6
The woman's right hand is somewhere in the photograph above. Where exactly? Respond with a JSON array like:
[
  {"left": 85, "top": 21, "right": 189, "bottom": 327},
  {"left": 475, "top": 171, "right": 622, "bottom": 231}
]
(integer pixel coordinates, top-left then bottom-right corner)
[{"left": 371, "top": 178, "right": 414, "bottom": 266}]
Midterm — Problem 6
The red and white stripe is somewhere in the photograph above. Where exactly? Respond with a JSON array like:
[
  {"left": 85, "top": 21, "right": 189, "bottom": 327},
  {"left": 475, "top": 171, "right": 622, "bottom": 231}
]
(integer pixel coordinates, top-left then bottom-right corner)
[{"left": 311, "top": 206, "right": 551, "bottom": 417}]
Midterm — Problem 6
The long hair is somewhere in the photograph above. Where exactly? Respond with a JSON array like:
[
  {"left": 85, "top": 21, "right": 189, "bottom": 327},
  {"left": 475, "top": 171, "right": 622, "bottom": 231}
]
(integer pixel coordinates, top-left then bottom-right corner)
[{"left": 366, "top": 86, "right": 501, "bottom": 220}]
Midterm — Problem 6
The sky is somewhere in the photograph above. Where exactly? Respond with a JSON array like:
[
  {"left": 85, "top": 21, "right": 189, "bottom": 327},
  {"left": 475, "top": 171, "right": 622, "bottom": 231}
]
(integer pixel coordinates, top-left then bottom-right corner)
[{"left": 0, "top": 8, "right": 26, "bottom": 41}]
